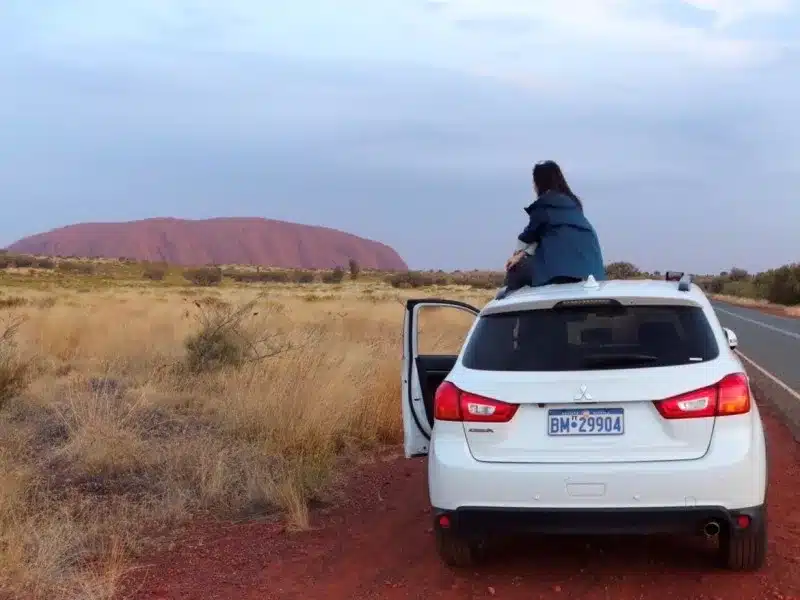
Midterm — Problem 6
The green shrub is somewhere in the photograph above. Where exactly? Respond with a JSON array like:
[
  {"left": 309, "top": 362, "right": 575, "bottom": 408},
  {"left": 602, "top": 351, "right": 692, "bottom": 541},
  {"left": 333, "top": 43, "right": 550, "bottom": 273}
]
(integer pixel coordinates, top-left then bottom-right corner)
[
  {"left": 0, "top": 317, "right": 29, "bottom": 409},
  {"left": 720, "top": 279, "right": 760, "bottom": 299},
  {"left": 765, "top": 264, "right": 800, "bottom": 305},
  {"left": 183, "top": 295, "right": 289, "bottom": 373}
]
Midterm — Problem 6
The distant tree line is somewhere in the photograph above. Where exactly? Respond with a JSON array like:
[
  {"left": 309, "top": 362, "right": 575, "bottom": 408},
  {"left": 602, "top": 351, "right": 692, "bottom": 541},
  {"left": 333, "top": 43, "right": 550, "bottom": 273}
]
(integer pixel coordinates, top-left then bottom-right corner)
[
  {"left": 602, "top": 261, "right": 800, "bottom": 306},
  {"left": 702, "top": 265, "right": 800, "bottom": 305},
  {"left": 2, "top": 250, "right": 798, "bottom": 305}
]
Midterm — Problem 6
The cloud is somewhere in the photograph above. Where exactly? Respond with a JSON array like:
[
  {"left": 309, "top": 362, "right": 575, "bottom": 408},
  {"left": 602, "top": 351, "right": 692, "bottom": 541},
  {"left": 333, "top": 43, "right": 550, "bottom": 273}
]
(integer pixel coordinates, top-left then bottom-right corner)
[
  {"left": 427, "top": 0, "right": 794, "bottom": 67},
  {"left": 3, "top": 0, "right": 792, "bottom": 110},
  {"left": 5, "top": 0, "right": 796, "bottom": 71},
  {"left": 684, "top": 0, "right": 792, "bottom": 28}
]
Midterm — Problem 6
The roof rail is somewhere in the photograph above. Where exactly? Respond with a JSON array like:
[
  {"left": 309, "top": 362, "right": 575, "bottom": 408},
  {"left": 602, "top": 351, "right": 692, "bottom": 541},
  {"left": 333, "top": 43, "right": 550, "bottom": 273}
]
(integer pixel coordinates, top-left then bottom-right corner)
[
  {"left": 665, "top": 271, "right": 683, "bottom": 282},
  {"left": 665, "top": 271, "right": 692, "bottom": 291}
]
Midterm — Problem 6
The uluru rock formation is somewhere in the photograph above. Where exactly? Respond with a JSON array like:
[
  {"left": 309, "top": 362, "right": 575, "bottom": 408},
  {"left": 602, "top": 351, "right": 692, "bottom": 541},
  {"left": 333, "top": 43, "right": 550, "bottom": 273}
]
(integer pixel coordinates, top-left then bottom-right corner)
[{"left": 6, "top": 217, "right": 408, "bottom": 270}]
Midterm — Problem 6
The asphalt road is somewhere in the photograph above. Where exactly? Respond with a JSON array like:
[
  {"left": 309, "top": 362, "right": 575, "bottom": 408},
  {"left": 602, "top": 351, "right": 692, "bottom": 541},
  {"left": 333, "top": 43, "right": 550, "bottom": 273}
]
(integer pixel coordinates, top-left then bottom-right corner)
[{"left": 712, "top": 300, "right": 800, "bottom": 395}]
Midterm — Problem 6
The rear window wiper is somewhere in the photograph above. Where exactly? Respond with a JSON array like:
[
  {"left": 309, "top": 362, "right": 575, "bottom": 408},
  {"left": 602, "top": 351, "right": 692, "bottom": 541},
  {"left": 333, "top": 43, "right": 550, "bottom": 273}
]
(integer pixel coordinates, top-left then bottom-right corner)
[{"left": 580, "top": 353, "right": 660, "bottom": 368}]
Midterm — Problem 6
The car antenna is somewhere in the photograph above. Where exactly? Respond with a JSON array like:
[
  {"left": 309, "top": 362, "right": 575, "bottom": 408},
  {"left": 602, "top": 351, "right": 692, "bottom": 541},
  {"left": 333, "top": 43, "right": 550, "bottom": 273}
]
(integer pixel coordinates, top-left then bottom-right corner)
[{"left": 583, "top": 274, "right": 600, "bottom": 289}]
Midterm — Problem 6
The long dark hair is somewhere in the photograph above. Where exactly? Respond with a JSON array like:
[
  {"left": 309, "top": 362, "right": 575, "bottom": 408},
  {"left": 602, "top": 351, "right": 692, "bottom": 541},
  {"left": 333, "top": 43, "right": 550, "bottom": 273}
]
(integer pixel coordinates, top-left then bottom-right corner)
[{"left": 532, "top": 160, "right": 582, "bottom": 209}]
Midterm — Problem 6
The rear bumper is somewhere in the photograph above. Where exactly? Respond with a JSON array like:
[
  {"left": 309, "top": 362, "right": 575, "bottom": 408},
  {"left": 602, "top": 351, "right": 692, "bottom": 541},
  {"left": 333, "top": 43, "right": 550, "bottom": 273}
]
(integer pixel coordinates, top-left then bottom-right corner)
[
  {"left": 433, "top": 504, "right": 765, "bottom": 537},
  {"left": 428, "top": 413, "right": 767, "bottom": 511}
]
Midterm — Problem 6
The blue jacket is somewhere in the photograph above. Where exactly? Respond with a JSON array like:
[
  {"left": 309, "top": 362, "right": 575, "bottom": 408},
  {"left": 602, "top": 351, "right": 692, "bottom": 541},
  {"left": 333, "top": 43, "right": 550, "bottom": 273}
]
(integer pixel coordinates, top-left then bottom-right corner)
[{"left": 518, "top": 191, "right": 605, "bottom": 286}]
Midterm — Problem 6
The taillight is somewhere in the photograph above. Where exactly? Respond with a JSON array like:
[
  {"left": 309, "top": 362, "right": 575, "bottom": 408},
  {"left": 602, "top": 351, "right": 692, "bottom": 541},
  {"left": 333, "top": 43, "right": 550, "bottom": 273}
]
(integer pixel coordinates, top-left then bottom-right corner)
[
  {"left": 654, "top": 384, "right": 717, "bottom": 419},
  {"left": 434, "top": 381, "right": 462, "bottom": 421},
  {"left": 654, "top": 373, "right": 751, "bottom": 419},
  {"left": 716, "top": 373, "right": 751, "bottom": 415},
  {"left": 434, "top": 381, "right": 519, "bottom": 423}
]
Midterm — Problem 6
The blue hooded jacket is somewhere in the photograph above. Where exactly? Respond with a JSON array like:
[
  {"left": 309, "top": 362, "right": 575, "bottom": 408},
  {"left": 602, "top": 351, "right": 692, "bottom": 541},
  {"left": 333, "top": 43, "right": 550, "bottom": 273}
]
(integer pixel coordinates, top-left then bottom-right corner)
[{"left": 518, "top": 191, "right": 605, "bottom": 286}]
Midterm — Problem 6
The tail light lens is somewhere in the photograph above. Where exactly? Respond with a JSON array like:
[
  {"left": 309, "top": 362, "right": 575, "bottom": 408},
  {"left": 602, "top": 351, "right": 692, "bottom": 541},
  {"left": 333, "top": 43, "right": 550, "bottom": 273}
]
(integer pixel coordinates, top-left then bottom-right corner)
[
  {"left": 434, "top": 381, "right": 462, "bottom": 421},
  {"left": 434, "top": 381, "right": 519, "bottom": 423},
  {"left": 654, "top": 373, "right": 751, "bottom": 419}
]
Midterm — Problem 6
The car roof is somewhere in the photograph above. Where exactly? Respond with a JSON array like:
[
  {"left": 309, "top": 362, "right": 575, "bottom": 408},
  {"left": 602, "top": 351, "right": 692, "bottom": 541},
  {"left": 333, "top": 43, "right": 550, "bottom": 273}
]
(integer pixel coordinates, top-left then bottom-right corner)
[{"left": 484, "top": 278, "right": 709, "bottom": 313}]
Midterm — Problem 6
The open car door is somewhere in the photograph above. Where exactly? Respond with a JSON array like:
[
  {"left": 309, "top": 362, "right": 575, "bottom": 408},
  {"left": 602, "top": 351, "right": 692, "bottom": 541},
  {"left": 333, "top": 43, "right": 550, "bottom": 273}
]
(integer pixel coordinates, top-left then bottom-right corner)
[{"left": 402, "top": 298, "right": 480, "bottom": 458}]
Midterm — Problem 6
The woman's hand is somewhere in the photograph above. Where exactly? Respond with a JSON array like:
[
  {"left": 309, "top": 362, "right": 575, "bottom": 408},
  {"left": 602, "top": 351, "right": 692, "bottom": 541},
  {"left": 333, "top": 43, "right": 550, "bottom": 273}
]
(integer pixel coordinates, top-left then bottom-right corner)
[{"left": 505, "top": 250, "right": 525, "bottom": 271}]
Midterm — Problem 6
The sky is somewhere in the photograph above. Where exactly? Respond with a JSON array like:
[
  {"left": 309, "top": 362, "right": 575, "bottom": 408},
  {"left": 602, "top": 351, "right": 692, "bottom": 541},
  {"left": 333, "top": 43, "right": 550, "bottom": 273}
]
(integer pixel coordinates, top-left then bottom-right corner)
[{"left": 1, "top": 0, "right": 798, "bottom": 273}]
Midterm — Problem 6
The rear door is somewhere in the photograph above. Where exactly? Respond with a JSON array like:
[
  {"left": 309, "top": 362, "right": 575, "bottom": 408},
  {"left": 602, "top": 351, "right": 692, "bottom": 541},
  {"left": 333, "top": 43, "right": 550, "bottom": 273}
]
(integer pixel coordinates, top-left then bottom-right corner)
[
  {"left": 402, "top": 299, "right": 479, "bottom": 458},
  {"left": 451, "top": 299, "right": 729, "bottom": 464}
]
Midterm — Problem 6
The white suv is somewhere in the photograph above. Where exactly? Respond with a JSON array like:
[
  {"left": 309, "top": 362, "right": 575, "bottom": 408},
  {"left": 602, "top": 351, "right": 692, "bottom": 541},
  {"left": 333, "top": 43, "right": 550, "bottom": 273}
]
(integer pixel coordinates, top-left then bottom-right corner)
[{"left": 401, "top": 274, "right": 767, "bottom": 571}]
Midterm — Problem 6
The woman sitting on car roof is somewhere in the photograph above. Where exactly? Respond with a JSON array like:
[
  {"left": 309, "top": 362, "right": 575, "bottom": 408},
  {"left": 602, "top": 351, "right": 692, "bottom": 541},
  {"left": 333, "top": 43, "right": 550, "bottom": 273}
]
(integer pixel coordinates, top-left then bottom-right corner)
[{"left": 497, "top": 160, "right": 606, "bottom": 299}]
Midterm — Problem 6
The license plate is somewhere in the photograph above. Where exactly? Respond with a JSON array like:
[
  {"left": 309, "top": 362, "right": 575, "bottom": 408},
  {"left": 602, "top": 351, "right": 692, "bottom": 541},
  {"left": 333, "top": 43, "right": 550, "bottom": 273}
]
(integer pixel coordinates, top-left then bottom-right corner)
[{"left": 547, "top": 408, "right": 624, "bottom": 436}]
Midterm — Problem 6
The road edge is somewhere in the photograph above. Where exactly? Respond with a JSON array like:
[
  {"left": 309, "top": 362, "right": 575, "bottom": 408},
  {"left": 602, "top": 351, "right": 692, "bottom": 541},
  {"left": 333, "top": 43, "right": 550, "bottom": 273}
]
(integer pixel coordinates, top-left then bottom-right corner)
[
  {"left": 711, "top": 295, "right": 800, "bottom": 320},
  {"left": 746, "top": 366, "right": 800, "bottom": 443}
]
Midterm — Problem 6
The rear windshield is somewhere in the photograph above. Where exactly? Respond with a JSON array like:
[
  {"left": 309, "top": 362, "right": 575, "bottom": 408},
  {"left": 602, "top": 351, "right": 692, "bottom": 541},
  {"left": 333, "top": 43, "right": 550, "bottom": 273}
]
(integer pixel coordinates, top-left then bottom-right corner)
[{"left": 461, "top": 303, "right": 719, "bottom": 371}]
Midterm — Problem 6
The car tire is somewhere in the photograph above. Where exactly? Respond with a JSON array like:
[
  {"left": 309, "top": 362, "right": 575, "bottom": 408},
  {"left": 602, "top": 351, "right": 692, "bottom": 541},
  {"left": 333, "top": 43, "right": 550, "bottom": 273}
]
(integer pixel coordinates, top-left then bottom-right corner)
[
  {"left": 435, "top": 529, "right": 483, "bottom": 568},
  {"left": 719, "top": 510, "right": 767, "bottom": 571}
]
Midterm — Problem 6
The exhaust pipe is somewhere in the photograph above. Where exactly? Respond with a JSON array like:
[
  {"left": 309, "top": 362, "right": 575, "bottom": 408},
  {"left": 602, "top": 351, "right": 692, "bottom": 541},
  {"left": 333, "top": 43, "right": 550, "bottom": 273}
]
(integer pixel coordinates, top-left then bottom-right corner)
[{"left": 703, "top": 521, "right": 720, "bottom": 537}]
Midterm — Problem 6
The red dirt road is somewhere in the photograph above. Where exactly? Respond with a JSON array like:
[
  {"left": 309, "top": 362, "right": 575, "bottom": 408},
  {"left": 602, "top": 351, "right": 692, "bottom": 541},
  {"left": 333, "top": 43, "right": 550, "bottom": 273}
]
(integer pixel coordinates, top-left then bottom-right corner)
[{"left": 124, "top": 405, "right": 800, "bottom": 600}]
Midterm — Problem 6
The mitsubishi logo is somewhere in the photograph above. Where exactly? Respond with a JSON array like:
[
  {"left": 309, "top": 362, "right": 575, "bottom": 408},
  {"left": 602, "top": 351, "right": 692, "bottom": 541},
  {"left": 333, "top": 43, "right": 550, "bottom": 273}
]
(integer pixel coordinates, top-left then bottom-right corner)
[{"left": 574, "top": 385, "right": 593, "bottom": 402}]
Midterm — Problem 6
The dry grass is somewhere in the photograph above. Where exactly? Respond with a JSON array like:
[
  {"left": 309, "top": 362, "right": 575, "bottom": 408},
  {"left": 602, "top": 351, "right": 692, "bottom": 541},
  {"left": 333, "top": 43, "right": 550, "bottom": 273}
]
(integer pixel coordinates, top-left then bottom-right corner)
[
  {"left": 711, "top": 294, "right": 800, "bottom": 317},
  {"left": 0, "top": 280, "right": 489, "bottom": 599}
]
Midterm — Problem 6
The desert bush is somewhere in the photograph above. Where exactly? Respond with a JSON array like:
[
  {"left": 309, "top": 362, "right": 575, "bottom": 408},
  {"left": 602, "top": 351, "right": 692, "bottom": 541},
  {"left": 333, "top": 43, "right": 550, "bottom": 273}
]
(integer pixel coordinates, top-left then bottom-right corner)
[
  {"left": 0, "top": 317, "right": 29, "bottom": 409},
  {"left": 692, "top": 263, "right": 800, "bottom": 306},
  {"left": 321, "top": 266, "right": 346, "bottom": 284},
  {"left": 57, "top": 260, "right": 96, "bottom": 275},
  {"left": 226, "top": 269, "right": 311, "bottom": 284},
  {"left": 764, "top": 264, "right": 800, "bottom": 305},
  {"left": 451, "top": 271, "right": 504, "bottom": 289},
  {"left": 705, "top": 276, "right": 726, "bottom": 294},
  {"left": 33, "top": 257, "right": 55, "bottom": 269},
  {"left": 184, "top": 266, "right": 223, "bottom": 286},
  {"left": 224, "top": 269, "right": 257, "bottom": 283},
  {"left": 10, "top": 254, "right": 35, "bottom": 268},
  {"left": 386, "top": 269, "right": 506, "bottom": 288},
  {"left": 605, "top": 261, "right": 641, "bottom": 280},
  {"left": 385, "top": 273, "right": 408, "bottom": 288},
  {"left": 727, "top": 267, "right": 750, "bottom": 282},
  {"left": 292, "top": 270, "right": 316, "bottom": 284},
  {"left": 720, "top": 279, "right": 759, "bottom": 299},
  {"left": 142, "top": 262, "right": 168, "bottom": 281},
  {"left": 752, "top": 271, "right": 776, "bottom": 299},
  {"left": 258, "top": 270, "right": 291, "bottom": 283},
  {"left": 348, "top": 258, "right": 361, "bottom": 280},
  {"left": 0, "top": 295, "right": 27, "bottom": 309},
  {"left": 387, "top": 271, "right": 435, "bottom": 288},
  {"left": 183, "top": 295, "right": 290, "bottom": 373}
]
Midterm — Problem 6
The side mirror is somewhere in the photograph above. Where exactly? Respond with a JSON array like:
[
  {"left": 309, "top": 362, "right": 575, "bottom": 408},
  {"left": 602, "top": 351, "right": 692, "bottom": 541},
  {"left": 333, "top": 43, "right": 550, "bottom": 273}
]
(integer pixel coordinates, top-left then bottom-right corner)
[{"left": 723, "top": 328, "right": 738, "bottom": 350}]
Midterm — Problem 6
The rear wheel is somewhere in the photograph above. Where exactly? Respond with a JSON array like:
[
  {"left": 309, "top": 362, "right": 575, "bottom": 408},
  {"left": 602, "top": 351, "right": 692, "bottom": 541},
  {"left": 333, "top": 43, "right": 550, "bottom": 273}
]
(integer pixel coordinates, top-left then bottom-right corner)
[
  {"left": 719, "top": 511, "right": 767, "bottom": 571},
  {"left": 435, "top": 528, "right": 484, "bottom": 568}
]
